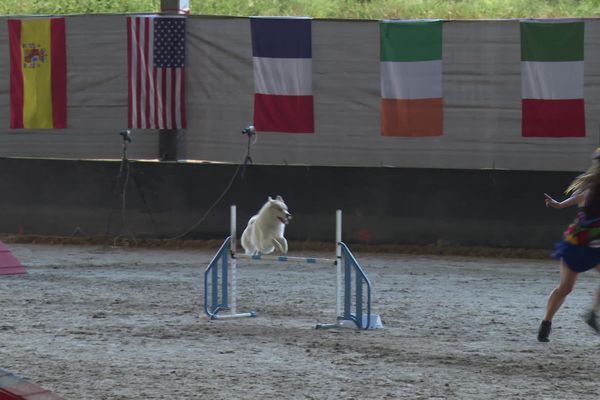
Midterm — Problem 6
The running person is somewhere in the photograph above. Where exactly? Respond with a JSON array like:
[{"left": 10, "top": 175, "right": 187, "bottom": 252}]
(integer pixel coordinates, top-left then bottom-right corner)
[{"left": 538, "top": 149, "right": 600, "bottom": 342}]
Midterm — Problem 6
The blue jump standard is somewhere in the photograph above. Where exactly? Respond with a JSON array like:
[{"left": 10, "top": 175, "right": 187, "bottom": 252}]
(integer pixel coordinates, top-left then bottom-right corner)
[{"left": 205, "top": 237, "right": 376, "bottom": 329}]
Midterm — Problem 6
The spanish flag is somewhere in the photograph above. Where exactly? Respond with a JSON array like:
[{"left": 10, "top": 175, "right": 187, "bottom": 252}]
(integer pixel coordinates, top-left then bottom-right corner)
[{"left": 8, "top": 18, "right": 67, "bottom": 129}]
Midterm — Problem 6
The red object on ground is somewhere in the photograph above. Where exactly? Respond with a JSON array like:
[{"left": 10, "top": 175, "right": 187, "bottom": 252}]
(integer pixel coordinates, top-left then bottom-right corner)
[
  {"left": 0, "top": 369, "right": 62, "bottom": 400},
  {"left": 0, "top": 242, "right": 26, "bottom": 275}
]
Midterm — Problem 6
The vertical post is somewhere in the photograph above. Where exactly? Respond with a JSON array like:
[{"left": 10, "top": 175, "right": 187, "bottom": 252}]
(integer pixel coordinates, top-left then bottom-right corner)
[
  {"left": 230, "top": 205, "right": 237, "bottom": 255},
  {"left": 221, "top": 248, "right": 228, "bottom": 306},
  {"left": 211, "top": 257, "right": 219, "bottom": 310},
  {"left": 160, "top": 0, "right": 189, "bottom": 13},
  {"left": 344, "top": 253, "right": 351, "bottom": 317},
  {"left": 230, "top": 205, "right": 237, "bottom": 315},
  {"left": 355, "top": 263, "right": 363, "bottom": 327},
  {"left": 158, "top": 0, "right": 189, "bottom": 160},
  {"left": 335, "top": 209, "right": 342, "bottom": 321}
]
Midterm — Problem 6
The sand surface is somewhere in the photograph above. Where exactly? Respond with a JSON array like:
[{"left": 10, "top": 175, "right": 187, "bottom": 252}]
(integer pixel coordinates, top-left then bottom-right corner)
[{"left": 1, "top": 243, "right": 600, "bottom": 399}]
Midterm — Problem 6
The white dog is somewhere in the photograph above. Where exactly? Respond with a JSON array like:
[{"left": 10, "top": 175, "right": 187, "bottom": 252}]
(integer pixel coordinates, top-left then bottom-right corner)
[{"left": 241, "top": 196, "right": 292, "bottom": 255}]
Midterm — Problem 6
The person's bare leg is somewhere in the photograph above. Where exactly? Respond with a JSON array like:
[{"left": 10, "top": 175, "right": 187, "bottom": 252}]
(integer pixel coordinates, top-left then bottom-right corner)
[
  {"left": 592, "top": 265, "right": 600, "bottom": 312},
  {"left": 544, "top": 260, "right": 579, "bottom": 321},
  {"left": 583, "top": 264, "right": 600, "bottom": 333},
  {"left": 539, "top": 260, "right": 578, "bottom": 342}
]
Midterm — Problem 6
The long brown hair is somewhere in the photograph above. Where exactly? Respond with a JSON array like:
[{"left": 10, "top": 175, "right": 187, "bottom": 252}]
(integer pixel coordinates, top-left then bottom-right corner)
[{"left": 566, "top": 149, "right": 600, "bottom": 194}]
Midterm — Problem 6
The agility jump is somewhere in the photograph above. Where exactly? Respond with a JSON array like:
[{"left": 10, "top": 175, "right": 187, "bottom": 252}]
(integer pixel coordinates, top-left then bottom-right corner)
[{"left": 203, "top": 206, "right": 381, "bottom": 330}]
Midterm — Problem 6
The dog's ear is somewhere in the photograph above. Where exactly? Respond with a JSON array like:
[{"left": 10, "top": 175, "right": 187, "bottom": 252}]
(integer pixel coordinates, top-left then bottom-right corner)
[
  {"left": 276, "top": 195, "right": 283, "bottom": 201},
  {"left": 268, "top": 196, "right": 273, "bottom": 201}
]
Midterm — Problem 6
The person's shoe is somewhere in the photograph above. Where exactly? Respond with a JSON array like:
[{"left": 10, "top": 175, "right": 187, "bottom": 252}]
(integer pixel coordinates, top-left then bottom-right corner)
[
  {"left": 537, "top": 320, "right": 551, "bottom": 342},
  {"left": 584, "top": 310, "right": 600, "bottom": 334}
]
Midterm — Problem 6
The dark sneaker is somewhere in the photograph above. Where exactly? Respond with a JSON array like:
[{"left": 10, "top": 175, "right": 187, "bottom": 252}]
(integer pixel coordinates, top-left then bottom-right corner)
[
  {"left": 537, "top": 320, "right": 551, "bottom": 342},
  {"left": 584, "top": 310, "right": 600, "bottom": 334}
]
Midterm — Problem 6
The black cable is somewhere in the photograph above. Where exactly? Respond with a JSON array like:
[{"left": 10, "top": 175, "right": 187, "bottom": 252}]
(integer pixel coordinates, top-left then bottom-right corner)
[
  {"left": 103, "top": 142, "right": 127, "bottom": 242},
  {"left": 113, "top": 158, "right": 138, "bottom": 246},
  {"left": 104, "top": 128, "right": 255, "bottom": 244},
  {"left": 104, "top": 133, "right": 138, "bottom": 246},
  {"left": 167, "top": 132, "right": 257, "bottom": 241},
  {"left": 131, "top": 170, "right": 160, "bottom": 235}
]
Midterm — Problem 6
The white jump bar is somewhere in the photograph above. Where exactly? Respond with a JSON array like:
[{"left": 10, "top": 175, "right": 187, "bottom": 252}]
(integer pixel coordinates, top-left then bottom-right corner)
[{"left": 235, "top": 253, "right": 336, "bottom": 265}]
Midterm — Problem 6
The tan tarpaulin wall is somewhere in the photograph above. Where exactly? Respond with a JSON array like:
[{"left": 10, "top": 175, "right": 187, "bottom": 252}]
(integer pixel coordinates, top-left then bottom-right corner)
[{"left": 0, "top": 15, "right": 598, "bottom": 171}]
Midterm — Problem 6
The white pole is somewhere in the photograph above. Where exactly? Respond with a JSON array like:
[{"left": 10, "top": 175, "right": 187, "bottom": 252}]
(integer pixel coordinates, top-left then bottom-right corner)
[
  {"left": 230, "top": 205, "right": 237, "bottom": 315},
  {"left": 335, "top": 209, "right": 342, "bottom": 322}
]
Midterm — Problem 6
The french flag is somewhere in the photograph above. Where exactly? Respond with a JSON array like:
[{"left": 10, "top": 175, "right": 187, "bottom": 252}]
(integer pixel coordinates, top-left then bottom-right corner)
[{"left": 250, "top": 17, "right": 314, "bottom": 133}]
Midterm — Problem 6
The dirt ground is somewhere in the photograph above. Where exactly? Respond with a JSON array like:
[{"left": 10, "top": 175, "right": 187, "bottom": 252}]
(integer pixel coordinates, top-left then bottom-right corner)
[{"left": 1, "top": 243, "right": 600, "bottom": 399}]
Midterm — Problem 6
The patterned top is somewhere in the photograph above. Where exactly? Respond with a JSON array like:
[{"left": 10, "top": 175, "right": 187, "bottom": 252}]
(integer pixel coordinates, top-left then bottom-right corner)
[{"left": 563, "top": 210, "right": 600, "bottom": 245}]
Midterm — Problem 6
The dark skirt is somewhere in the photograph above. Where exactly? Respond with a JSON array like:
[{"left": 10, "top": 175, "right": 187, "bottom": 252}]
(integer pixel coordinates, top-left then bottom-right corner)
[{"left": 552, "top": 239, "right": 600, "bottom": 273}]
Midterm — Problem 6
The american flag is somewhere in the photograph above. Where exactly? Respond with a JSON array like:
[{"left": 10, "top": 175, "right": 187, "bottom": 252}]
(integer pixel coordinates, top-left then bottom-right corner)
[{"left": 127, "top": 16, "right": 186, "bottom": 129}]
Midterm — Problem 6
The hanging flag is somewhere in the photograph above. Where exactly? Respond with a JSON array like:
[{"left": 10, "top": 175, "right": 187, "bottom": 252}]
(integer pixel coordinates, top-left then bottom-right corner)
[
  {"left": 8, "top": 18, "right": 67, "bottom": 129},
  {"left": 521, "top": 21, "right": 585, "bottom": 137},
  {"left": 127, "top": 15, "right": 186, "bottom": 130},
  {"left": 380, "top": 20, "right": 443, "bottom": 137},
  {"left": 250, "top": 17, "right": 314, "bottom": 133}
]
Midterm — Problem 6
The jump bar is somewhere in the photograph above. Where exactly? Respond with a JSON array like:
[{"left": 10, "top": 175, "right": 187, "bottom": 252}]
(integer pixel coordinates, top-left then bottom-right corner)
[{"left": 236, "top": 253, "right": 336, "bottom": 265}]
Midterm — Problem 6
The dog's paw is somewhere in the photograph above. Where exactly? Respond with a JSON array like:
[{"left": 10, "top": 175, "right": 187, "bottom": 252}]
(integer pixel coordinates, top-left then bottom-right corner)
[{"left": 272, "top": 237, "right": 288, "bottom": 254}]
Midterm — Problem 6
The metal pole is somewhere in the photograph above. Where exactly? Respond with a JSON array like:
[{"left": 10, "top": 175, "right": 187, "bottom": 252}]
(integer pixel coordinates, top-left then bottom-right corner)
[
  {"left": 335, "top": 209, "right": 342, "bottom": 322},
  {"left": 160, "top": 0, "right": 189, "bottom": 14},
  {"left": 158, "top": 0, "right": 188, "bottom": 160},
  {"left": 230, "top": 205, "right": 237, "bottom": 315}
]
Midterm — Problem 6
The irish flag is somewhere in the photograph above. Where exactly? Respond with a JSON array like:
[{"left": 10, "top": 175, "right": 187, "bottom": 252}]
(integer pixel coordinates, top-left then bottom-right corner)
[
  {"left": 380, "top": 20, "right": 443, "bottom": 137},
  {"left": 521, "top": 21, "right": 585, "bottom": 137},
  {"left": 250, "top": 17, "right": 314, "bottom": 133},
  {"left": 8, "top": 18, "right": 67, "bottom": 129}
]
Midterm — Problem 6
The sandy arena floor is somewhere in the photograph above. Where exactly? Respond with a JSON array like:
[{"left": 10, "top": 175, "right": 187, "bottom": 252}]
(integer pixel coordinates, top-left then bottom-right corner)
[{"left": 1, "top": 243, "right": 600, "bottom": 399}]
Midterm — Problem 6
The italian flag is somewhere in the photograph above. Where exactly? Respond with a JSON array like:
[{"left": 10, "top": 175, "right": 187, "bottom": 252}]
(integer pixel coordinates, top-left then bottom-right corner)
[
  {"left": 521, "top": 21, "right": 585, "bottom": 137},
  {"left": 380, "top": 20, "right": 443, "bottom": 137},
  {"left": 8, "top": 18, "right": 67, "bottom": 129}
]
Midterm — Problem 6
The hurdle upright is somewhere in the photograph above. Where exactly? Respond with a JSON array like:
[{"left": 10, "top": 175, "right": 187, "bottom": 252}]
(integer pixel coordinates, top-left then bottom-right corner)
[{"left": 203, "top": 205, "right": 381, "bottom": 329}]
